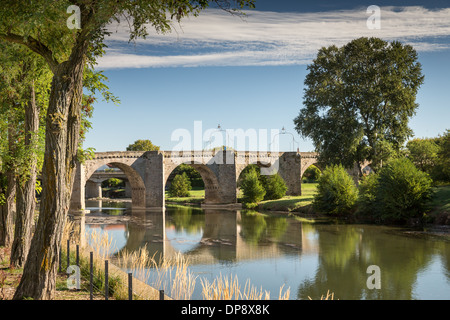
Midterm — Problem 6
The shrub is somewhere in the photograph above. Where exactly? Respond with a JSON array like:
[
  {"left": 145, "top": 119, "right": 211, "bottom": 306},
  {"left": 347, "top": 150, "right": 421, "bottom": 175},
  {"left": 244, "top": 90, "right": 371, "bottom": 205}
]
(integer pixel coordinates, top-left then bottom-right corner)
[
  {"left": 240, "top": 167, "right": 266, "bottom": 206},
  {"left": 303, "top": 165, "right": 321, "bottom": 182},
  {"left": 375, "top": 158, "right": 433, "bottom": 222},
  {"left": 313, "top": 164, "right": 358, "bottom": 216},
  {"left": 168, "top": 172, "right": 192, "bottom": 197},
  {"left": 357, "top": 173, "right": 380, "bottom": 217},
  {"left": 262, "top": 173, "right": 287, "bottom": 200}
]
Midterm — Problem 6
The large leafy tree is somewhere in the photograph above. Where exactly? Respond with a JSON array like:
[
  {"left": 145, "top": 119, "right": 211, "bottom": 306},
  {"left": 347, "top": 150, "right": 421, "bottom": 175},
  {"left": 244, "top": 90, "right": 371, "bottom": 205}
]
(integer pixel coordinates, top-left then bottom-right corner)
[
  {"left": 0, "top": 0, "right": 254, "bottom": 300},
  {"left": 294, "top": 37, "right": 424, "bottom": 173},
  {"left": 126, "top": 139, "right": 160, "bottom": 151},
  {"left": 406, "top": 138, "right": 439, "bottom": 174}
]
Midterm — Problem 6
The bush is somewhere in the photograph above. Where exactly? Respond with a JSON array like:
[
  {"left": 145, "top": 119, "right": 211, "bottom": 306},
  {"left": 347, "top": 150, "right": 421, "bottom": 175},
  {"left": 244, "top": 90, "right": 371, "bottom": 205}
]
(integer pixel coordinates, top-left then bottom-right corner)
[
  {"left": 357, "top": 173, "right": 380, "bottom": 217},
  {"left": 302, "top": 165, "right": 321, "bottom": 182},
  {"left": 240, "top": 167, "right": 266, "bottom": 206},
  {"left": 262, "top": 173, "right": 287, "bottom": 200},
  {"left": 168, "top": 172, "right": 192, "bottom": 197},
  {"left": 375, "top": 158, "right": 433, "bottom": 222},
  {"left": 313, "top": 164, "right": 358, "bottom": 216}
]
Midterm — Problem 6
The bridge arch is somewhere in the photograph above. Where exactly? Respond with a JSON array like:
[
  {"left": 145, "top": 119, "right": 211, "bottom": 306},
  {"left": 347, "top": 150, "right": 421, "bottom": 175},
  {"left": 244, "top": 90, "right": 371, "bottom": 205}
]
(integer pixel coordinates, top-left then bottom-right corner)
[
  {"left": 85, "top": 159, "right": 146, "bottom": 208},
  {"left": 164, "top": 161, "right": 221, "bottom": 204}
]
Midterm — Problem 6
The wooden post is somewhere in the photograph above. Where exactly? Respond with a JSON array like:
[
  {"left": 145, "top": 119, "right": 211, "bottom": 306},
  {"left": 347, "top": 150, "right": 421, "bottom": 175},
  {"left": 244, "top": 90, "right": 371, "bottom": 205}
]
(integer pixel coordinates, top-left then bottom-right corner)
[
  {"left": 128, "top": 273, "right": 133, "bottom": 300},
  {"left": 66, "top": 240, "right": 70, "bottom": 269},
  {"left": 76, "top": 244, "right": 79, "bottom": 267},
  {"left": 90, "top": 252, "right": 93, "bottom": 300},
  {"left": 105, "top": 260, "right": 109, "bottom": 300}
]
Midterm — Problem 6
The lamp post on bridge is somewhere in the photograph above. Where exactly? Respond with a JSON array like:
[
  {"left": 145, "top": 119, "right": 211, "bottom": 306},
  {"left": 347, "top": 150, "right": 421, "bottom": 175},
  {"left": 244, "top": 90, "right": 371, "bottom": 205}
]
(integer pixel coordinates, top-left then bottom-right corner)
[{"left": 269, "top": 126, "right": 299, "bottom": 152}]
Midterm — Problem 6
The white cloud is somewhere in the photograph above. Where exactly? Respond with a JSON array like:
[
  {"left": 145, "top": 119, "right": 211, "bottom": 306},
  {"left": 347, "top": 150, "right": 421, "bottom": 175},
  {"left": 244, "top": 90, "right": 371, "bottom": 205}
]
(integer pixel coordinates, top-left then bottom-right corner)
[{"left": 96, "top": 6, "right": 450, "bottom": 69}]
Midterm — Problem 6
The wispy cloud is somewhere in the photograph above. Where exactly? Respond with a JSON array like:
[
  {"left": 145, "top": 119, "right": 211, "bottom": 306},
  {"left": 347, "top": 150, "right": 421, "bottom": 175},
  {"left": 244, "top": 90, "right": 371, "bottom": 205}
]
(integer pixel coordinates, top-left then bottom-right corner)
[{"left": 96, "top": 6, "right": 450, "bottom": 69}]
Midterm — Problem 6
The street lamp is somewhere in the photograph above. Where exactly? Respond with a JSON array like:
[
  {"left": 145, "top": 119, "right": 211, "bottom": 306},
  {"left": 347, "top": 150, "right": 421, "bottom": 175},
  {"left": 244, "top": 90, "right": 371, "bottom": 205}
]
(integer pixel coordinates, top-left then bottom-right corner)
[
  {"left": 204, "top": 124, "right": 230, "bottom": 151},
  {"left": 269, "top": 126, "right": 299, "bottom": 152}
]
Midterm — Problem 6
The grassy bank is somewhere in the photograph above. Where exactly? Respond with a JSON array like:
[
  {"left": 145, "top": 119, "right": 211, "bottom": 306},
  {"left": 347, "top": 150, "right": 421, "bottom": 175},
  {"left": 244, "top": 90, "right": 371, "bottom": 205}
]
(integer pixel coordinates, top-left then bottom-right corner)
[
  {"left": 258, "top": 183, "right": 318, "bottom": 213},
  {"left": 427, "top": 184, "right": 450, "bottom": 224},
  {"left": 165, "top": 187, "right": 205, "bottom": 204}
]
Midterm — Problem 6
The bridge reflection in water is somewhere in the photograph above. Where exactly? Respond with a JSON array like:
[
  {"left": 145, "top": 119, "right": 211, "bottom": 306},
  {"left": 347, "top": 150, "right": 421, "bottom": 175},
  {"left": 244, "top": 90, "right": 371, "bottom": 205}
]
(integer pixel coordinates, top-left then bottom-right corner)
[{"left": 78, "top": 200, "right": 318, "bottom": 266}]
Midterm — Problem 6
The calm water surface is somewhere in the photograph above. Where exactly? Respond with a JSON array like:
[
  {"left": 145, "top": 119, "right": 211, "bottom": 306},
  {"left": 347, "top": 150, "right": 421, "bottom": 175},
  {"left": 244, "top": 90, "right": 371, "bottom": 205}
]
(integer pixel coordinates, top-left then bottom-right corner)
[{"left": 84, "top": 200, "right": 450, "bottom": 300}]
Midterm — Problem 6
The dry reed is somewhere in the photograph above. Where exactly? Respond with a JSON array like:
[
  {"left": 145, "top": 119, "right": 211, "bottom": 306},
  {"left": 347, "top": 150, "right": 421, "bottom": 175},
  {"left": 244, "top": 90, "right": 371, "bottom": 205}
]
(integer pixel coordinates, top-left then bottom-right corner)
[
  {"left": 308, "top": 290, "right": 336, "bottom": 300},
  {"left": 200, "top": 273, "right": 290, "bottom": 300},
  {"left": 117, "top": 245, "right": 197, "bottom": 300}
]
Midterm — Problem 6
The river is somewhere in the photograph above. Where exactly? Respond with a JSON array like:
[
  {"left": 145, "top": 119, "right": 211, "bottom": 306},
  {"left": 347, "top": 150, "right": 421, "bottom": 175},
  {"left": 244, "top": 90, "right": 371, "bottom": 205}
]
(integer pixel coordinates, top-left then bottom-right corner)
[{"left": 83, "top": 200, "right": 450, "bottom": 300}]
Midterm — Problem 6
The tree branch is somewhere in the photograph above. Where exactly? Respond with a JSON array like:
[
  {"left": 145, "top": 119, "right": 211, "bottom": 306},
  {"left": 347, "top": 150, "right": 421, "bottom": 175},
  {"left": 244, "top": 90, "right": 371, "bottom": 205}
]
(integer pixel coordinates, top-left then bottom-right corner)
[{"left": 0, "top": 32, "right": 59, "bottom": 73}]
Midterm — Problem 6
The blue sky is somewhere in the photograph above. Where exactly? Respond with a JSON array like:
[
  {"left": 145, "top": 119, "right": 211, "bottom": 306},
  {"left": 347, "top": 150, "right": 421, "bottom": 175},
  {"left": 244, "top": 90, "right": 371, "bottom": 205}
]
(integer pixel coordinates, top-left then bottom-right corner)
[{"left": 85, "top": 0, "right": 450, "bottom": 152}]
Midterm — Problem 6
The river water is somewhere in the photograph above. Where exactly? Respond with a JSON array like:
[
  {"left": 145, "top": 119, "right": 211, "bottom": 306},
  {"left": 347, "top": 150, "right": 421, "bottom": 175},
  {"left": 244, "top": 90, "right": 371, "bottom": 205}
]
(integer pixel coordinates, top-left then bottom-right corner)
[{"left": 84, "top": 200, "right": 450, "bottom": 300}]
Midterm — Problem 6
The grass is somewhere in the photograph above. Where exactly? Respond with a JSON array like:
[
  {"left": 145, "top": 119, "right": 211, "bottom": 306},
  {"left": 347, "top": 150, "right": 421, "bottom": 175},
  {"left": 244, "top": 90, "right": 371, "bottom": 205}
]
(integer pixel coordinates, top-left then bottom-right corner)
[
  {"left": 429, "top": 185, "right": 450, "bottom": 211},
  {"left": 165, "top": 187, "right": 205, "bottom": 204},
  {"left": 164, "top": 183, "right": 320, "bottom": 213},
  {"left": 427, "top": 184, "right": 450, "bottom": 223},
  {"left": 258, "top": 183, "right": 318, "bottom": 212},
  {"left": 200, "top": 274, "right": 290, "bottom": 300}
]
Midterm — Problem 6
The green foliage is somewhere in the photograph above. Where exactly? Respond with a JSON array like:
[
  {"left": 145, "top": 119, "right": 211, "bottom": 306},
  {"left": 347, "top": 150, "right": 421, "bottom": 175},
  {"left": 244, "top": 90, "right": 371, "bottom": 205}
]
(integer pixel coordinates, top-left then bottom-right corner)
[
  {"left": 261, "top": 173, "right": 287, "bottom": 200},
  {"left": 77, "top": 147, "right": 96, "bottom": 164},
  {"left": 103, "top": 178, "right": 123, "bottom": 188},
  {"left": 313, "top": 165, "right": 358, "bottom": 216},
  {"left": 302, "top": 165, "right": 321, "bottom": 182},
  {"left": 126, "top": 139, "right": 160, "bottom": 152},
  {"left": 168, "top": 173, "right": 192, "bottom": 197},
  {"left": 406, "top": 138, "right": 439, "bottom": 174},
  {"left": 435, "top": 130, "right": 450, "bottom": 181},
  {"left": 240, "top": 167, "right": 266, "bottom": 206},
  {"left": 356, "top": 173, "right": 380, "bottom": 217},
  {"left": 173, "top": 164, "right": 204, "bottom": 187},
  {"left": 294, "top": 37, "right": 424, "bottom": 171},
  {"left": 374, "top": 158, "right": 433, "bottom": 222}
]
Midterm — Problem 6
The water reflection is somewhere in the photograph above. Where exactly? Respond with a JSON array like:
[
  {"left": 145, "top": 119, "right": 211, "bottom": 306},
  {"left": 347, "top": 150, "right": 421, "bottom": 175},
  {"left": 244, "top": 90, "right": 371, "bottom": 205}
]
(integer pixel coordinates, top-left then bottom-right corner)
[{"left": 81, "top": 200, "right": 450, "bottom": 300}]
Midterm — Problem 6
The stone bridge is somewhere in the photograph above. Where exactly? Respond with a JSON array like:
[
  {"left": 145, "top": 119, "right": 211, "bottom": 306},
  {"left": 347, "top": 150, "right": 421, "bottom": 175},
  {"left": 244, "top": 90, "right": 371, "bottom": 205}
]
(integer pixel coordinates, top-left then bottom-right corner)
[
  {"left": 85, "top": 170, "right": 131, "bottom": 199},
  {"left": 70, "top": 150, "right": 319, "bottom": 212}
]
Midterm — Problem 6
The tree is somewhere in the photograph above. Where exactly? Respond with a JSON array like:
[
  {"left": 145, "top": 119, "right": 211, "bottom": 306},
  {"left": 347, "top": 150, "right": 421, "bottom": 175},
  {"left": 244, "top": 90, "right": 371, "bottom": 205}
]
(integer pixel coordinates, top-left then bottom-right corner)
[
  {"left": 0, "top": 41, "right": 49, "bottom": 251},
  {"left": 262, "top": 173, "right": 287, "bottom": 200},
  {"left": 294, "top": 37, "right": 424, "bottom": 174},
  {"left": 313, "top": 164, "right": 358, "bottom": 216},
  {"left": 436, "top": 130, "right": 450, "bottom": 181},
  {"left": 302, "top": 165, "right": 321, "bottom": 182},
  {"left": 126, "top": 139, "right": 160, "bottom": 152},
  {"left": 1, "top": 0, "right": 257, "bottom": 300},
  {"left": 173, "top": 164, "right": 204, "bottom": 187},
  {"left": 240, "top": 167, "right": 266, "bottom": 207},
  {"left": 406, "top": 138, "right": 439, "bottom": 174},
  {"left": 0, "top": 40, "right": 111, "bottom": 268},
  {"left": 168, "top": 173, "right": 192, "bottom": 197},
  {"left": 374, "top": 158, "right": 433, "bottom": 223}
]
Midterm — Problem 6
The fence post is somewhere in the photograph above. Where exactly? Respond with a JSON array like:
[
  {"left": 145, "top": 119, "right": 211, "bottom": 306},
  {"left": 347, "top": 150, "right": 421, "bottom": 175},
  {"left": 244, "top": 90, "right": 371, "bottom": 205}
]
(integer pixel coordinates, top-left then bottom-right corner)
[
  {"left": 160, "top": 290, "right": 164, "bottom": 300},
  {"left": 128, "top": 273, "right": 133, "bottom": 300},
  {"left": 58, "top": 249, "right": 62, "bottom": 273},
  {"left": 90, "top": 252, "right": 93, "bottom": 300},
  {"left": 66, "top": 240, "right": 70, "bottom": 269},
  {"left": 105, "top": 260, "right": 109, "bottom": 300},
  {"left": 76, "top": 245, "right": 79, "bottom": 267}
]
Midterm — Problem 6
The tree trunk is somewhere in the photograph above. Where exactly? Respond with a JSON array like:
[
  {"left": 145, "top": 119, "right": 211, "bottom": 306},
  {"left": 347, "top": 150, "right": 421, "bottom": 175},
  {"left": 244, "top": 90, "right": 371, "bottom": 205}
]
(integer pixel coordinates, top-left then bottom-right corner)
[
  {"left": 13, "top": 41, "right": 87, "bottom": 299},
  {"left": 0, "top": 121, "right": 17, "bottom": 247},
  {"left": 0, "top": 170, "right": 15, "bottom": 247},
  {"left": 10, "top": 82, "right": 40, "bottom": 268}
]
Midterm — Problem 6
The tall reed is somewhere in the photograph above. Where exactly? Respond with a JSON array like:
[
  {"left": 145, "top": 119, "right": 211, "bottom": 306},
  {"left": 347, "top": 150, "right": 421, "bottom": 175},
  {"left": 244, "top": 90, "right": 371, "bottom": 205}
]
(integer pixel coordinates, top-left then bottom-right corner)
[
  {"left": 200, "top": 273, "right": 290, "bottom": 300},
  {"left": 117, "top": 246, "right": 197, "bottom": 300}
]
